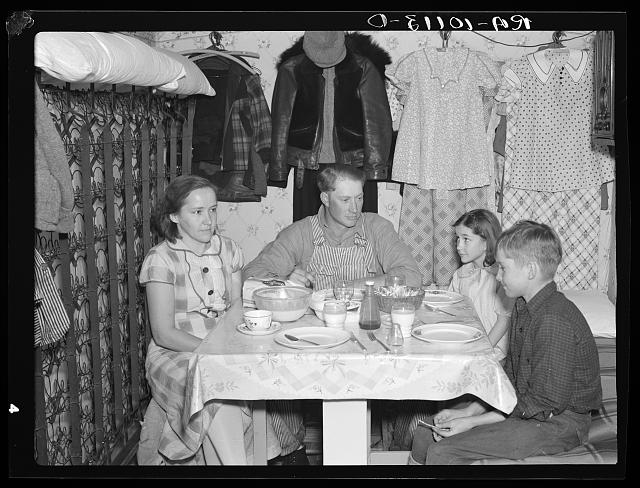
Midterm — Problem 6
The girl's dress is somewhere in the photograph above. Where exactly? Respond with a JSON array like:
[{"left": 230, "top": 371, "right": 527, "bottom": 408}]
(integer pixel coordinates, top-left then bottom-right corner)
[
  {"left": 448, "top": 262, "right": 513, "bottom": 360},
  {"left": 138, "top": 234, "right": 250, "bottom": 463}
]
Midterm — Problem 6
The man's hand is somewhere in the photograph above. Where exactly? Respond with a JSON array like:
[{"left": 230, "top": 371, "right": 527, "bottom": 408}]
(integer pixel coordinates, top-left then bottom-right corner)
[{"left": 288, "top": 267, "right": 315, "bottom": 288}]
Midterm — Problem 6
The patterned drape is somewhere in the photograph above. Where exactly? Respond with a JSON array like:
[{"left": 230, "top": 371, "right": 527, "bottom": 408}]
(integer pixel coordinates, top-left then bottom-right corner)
[
  {"left": 501, "top": 187, "right": 601, "bottom": 290},
  {"left": 398, "top": 186, "right": 491, "bottom": 287},
  {"left": 34, "top": 84, "right": 189, "bottom": 465}
]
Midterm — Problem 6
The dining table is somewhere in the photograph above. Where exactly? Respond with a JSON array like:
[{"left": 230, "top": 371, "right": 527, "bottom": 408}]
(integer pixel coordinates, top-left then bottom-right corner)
[{"left": 188, "top": 292, "right": 517, "bottom": 465}]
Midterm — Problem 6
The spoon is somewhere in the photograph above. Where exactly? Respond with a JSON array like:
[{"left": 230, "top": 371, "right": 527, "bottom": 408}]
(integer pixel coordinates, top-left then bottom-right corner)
[{"left": 284, "top": 333, "right": 321, "bottom": 346}]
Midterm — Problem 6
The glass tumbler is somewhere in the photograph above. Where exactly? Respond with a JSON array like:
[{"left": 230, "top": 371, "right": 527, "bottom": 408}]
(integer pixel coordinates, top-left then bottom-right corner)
[
  {"left": 385, "top": 273, "right": 406, "bottom": 287},
  {"left": 391, "top": 302, "right": 416, "bottom": 338},
  {"left": 333, "top": 279, "right": 354, "bottom": 303},
  {"left": 323, "top": 300, "right": 347, "bottom": 328}
]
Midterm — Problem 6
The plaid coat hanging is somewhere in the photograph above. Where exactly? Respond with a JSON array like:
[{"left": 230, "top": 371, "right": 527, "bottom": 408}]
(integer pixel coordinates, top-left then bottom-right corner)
[{"left": 191, "top": 58, "right": 272, "bottom": 202}]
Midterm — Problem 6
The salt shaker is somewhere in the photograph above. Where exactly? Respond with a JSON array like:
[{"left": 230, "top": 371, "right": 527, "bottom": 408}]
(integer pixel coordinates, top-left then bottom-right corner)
[{"left": 387, "top": 321, "right": 405, "bottom": 347}]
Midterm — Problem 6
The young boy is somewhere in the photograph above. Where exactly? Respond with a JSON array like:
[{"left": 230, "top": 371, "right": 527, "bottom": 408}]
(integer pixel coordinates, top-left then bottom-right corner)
[{"left": 409, "top": 220, "right": 602, "bottom": 464}]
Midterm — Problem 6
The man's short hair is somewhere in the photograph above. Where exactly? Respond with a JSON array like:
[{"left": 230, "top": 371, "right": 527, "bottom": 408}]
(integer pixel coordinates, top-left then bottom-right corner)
[
  {"left": 317, "top": 164, "right": 366, "bottom": 193},
  {"left": 496, "top": 220, "right": 563, "bottom": 280}
]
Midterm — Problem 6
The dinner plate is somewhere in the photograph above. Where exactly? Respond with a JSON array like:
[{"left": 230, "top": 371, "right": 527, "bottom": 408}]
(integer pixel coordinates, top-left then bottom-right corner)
[
  {"left": 422, "top": 290, "right": 464, "bottom": 306},
  {"left": 411, "top": 322, "right": 483, "bottom": 344},
  {"left": 274, "top": 326, "right": 350, "bottom": 349},
  {"left": 236, "top": 321, "right": 282, "bottom": 336}
]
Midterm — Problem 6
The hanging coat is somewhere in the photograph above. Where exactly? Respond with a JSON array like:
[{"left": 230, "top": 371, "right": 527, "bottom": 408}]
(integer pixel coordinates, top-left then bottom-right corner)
[
  {"left": 269, "top": 32, "right": 393, "bottom": 184},
  {"left": 191, "top": 57, "right": 272, "bottom": 202}
]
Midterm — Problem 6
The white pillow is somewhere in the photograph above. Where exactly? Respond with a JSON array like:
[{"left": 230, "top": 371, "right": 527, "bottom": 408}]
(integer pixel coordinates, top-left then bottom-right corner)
[
  {"left": 562, "top": 289, "right": 616, "bottom": 338},
  {"left": 155, "top": 48, "right": 216, "bottom": 96},
  {"left": 35, "top": 31, "right": 185, "bottom": 87}
]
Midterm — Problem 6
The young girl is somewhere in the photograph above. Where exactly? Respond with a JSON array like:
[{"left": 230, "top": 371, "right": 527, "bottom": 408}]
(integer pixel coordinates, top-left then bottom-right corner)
[{"left": 450, "top": 209, "right": 513, "bottom": 360}]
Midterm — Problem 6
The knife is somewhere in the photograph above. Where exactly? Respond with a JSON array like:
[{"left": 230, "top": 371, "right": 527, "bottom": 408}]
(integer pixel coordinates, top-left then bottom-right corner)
[
  {"left": 424, "top": 303, "right": 456, "bottom": 316},
  {"left": 350, "top": 332, "right": 368, "bottom": 352}
]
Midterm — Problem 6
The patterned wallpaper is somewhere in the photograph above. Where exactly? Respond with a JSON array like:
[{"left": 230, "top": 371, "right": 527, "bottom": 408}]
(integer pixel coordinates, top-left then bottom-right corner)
[{"left": 149, "top": 30, "right": 610, "bottom": 290}]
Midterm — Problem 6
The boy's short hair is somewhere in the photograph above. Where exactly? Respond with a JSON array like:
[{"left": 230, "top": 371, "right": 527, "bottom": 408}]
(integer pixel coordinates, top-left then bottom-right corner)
[
  {"left": 317, "top": 164, "right": 366, "bottom": 193},
  {"left": 496, "top": 220, "right": 563, "bottom": 280}
]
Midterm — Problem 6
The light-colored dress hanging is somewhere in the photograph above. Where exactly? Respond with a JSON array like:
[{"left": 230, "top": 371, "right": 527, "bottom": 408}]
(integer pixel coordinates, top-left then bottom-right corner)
[
  {"left": 496, "top": 49, "right": 614, "bottom": 291},
  {"left": 391, "top": 47, "right": 501, "bottom": 191},
  {"left": 496, "top": 48, "right": 614, "bottom": 192}
]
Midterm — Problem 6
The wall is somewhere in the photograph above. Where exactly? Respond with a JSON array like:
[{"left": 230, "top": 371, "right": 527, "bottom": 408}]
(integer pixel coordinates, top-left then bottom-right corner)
[{"left": 153, "top": 30, "right": 614, "bottom": 295}]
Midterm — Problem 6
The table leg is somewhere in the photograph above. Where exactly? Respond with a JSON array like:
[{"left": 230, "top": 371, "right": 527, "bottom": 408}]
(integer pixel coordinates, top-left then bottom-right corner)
[{"left": 322, "top": 399, "right": 370, "bottom": 465}]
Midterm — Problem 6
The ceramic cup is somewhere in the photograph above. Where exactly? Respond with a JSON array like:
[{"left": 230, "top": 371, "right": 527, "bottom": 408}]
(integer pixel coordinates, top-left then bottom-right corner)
[
  {"left": 323, "top": 300, "right": 347, "bottom": 329},
  {"left": 243, "top": 309, "right": 273, "bottom": 330}
]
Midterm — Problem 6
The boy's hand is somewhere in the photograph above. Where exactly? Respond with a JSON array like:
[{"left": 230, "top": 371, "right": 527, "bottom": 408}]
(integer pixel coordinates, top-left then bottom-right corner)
[
  {"left": 432, "top": 407, "right": 474, "bottom": 441},
  {"left": 434, "top": 408, "right": 468, "bottom": 424},
  {"left": 434, "top": 417, "right": 475, "bottom": 439}
]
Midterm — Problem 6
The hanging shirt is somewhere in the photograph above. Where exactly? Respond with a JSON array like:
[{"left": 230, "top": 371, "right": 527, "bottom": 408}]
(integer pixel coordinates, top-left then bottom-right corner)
[
  {"left": 34, "top": 248, "right": 70, "bottom": 347},
  {"left": 495, "top": 49, "right": 614, "bottom": 192},
  {"left": 391, "top": 47, "right": 501, "bottom": 191}
]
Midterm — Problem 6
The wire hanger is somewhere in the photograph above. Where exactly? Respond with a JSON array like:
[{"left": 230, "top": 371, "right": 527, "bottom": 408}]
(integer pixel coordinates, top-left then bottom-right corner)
[
  {"left": 437, "top": 31, "right": 452, "bottom": 51},
  {"left": 184, "top": 50, "right": 260, "bottom": 76},
  {"left": 180, "top": 48, "right": 260, "bottom": 60},
  {"left": 179, "top": 31, "right": 260, "bottom": 75},
  {"left": 536, "top": 31, "right": 569, "bottom": 52}
]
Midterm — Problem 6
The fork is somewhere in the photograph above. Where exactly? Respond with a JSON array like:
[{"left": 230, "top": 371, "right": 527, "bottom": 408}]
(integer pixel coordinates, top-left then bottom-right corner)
[{"left": 367, "top": 331, "right": 391, "bottom": 352}]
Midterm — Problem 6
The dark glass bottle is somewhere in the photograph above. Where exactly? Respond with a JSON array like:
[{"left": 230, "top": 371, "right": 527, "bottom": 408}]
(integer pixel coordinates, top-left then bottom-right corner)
[{"left": 359, "top": 280, "right": 381, "bottom": 330}]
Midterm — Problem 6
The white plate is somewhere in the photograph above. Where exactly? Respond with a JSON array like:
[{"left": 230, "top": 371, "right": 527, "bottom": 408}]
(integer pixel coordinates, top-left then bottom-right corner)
[
  {"left": 422, "top": 290, "right": 464, "bottom": 306},
  {"left": 411, "top": 323, "right": 483, "bottom": 344},
  {"left": 274, "top": 326, "right": 350, "bottom": 349},
  {"left": 236, "top": 321, "right": 282, "bottom": 336}
]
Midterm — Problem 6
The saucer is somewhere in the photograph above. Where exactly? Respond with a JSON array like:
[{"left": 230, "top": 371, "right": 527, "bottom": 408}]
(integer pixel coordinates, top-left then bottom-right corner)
[{"left": 236, "top": 321, "right": 282, "bottom": 336}]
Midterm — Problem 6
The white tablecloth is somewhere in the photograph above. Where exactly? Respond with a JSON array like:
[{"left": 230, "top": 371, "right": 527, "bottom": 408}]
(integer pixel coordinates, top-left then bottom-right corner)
[{"left": 188, "top": 298, "right": 517, "bottom": 416}]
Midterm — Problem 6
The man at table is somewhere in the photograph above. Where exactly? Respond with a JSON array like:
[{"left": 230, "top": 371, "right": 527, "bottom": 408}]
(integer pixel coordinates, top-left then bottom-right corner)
[
  {"left": 243, "top": 163, "right": 422, "bottom": 290},
  {"left": 243, "top": 163, "right": 422, "bottom": 465}
]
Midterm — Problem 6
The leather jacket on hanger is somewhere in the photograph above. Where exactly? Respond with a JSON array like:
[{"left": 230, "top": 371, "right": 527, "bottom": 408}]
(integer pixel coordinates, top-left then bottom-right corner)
[{"left": 269, "top": 32, "right": 392, "bottom": 183}]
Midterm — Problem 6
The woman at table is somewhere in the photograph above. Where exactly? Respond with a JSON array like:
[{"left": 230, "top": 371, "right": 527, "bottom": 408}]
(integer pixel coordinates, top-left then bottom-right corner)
[{"left": 137, "top": 175, "right": 277, "bottom": 465}]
